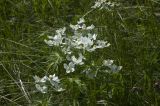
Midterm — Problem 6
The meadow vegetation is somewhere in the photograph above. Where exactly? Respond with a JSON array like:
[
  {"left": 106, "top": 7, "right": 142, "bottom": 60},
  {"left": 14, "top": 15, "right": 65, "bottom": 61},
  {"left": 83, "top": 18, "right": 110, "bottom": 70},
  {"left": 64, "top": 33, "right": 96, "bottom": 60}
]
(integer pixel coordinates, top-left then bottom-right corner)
[{"left": 0, "top": 0, "right": 160, "bottom": 106}]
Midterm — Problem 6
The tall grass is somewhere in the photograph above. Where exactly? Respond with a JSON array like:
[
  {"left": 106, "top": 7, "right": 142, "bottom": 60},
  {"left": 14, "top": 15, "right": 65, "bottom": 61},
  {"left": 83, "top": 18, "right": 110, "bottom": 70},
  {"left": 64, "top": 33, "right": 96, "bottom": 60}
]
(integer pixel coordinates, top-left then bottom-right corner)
[{"left": 0, "top": 0, "right": 160, "bottom": 105}]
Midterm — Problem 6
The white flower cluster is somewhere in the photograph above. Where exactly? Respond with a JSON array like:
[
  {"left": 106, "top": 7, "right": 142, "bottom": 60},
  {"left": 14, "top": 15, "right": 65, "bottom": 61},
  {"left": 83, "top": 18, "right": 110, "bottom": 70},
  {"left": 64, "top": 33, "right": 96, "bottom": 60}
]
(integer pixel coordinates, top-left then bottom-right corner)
[
  {"left": 64, "top": 53, "right": 86, "bottom": 73},
  {"left": 44, "top": 27, "right": 66, "bottom": 46},
  {"left": 34, "top": 1, "right": 123, "bottom": 94},
  {"left": 33, "top": 74, "right": 64, "bottom": 93},
  {"left": 103, "top": 59, "right": 122, "bottom": 72},
  {"left": 91, "top": 0, "right": 119, "bottom": 10},
  {"left": 44, "top": 18, "right": 111, "bottom": 74}
]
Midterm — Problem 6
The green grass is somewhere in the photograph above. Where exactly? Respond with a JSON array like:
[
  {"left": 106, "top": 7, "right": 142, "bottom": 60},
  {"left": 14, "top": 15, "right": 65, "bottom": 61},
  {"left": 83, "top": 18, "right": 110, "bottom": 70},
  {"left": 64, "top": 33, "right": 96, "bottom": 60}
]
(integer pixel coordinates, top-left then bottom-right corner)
[{"left": 0, "top": 0, "right": 160, "bottom": 106}]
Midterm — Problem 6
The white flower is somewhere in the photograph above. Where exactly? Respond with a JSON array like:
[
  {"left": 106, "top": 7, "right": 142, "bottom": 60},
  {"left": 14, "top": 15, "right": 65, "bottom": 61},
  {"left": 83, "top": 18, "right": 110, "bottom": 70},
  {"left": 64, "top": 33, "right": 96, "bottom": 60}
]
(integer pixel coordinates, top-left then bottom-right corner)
[
  {"left": 91, "top": 0, "right": 106, "bottom": 9},
  {"left": 55, "top": 87, "right": 65, "bottom": 92},
  {"left": 103, "top": 59, "right": 114, "bottom": 66},
  {"left": 70, "top": 24, "right": 79, "bottom": 30},
  {"left": 71, "top": 36, "right": 91, "bottom": 49},
  {"left": 108, "top": 64, "right": 122, "bottom": 72},
  {"left": 44, "top": 34, "right": 63, "bottom": 46},
  {"left": 70, "top": 23, "right": 86, "bottom": 30},
  {"left": 91, "top": 0, "right": 118, "bottom": 10},
  {"left": 78, "top": 36, "right": 93, "bottom": 47},
  {"left": 49, "top": 74, "right": 60, "bottom": 83},
  {"left": 64, "top": 62, "right": 75, "bottom": 73},
  {"left": 33, "top": 75, "right": 41, "bottom": 83},
  {"left": 70, "top": 18, "right": 94, "bottom": 31},
  {"left": 62, "top": 47, "right": 72, "bottom": 54},
  {"left": 35, "top": 84, "right": 47, "bottom": 93},
  {"left": 40, "top": 76, "right": 48, "bottom": 83},
  {"left": 86, "top": 46, "right": 97, "bottom": 52},
  {"left": 48, "top": 74, "right": 61, "bottom": 88},
  {"left": 34, "top": 74, "right": 65, "bottom": 93},
  {"left": 53, "top": 34, "right": 63, "bottom": 45},
  {"left": 96, "top": 40, "right": 110, "bottom": 48},
  {"left": 44, "top": 27, "right": 66, "bottom": 46},
  {"left": 33, "top": 75, "right": 48, "bottom": 83},
  {"left": 103, "top": 59, "right": 122, "bottom": 72},
  {"left": 91, "top": 1, "right": 102, "bottom": 8},
  {"left": 77, "top": 18, "right": 85, "bottom": 24},
  {"left": 86, "top": 24, "right": 95, "bottom": 30},
  {"left": 71, "top": 53, "right": 85, "bottom": 65},
  {"left": 106, "top": 1, "right": 116, "bottom": 7},
  {"left": 44, "top": 39, "right": 54, "bottom": 46},
  {"left": 56, "top": 27, "right": 66, "bottom": 35},
  {"left": 88, "top": 33, "right": 97, "bottom": 40},
  {"left": 69, "top": 18, "right": 85, "bottom": 31},
  {"left": 92, "top": 34, "right": 97, "bottom": 40}
]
